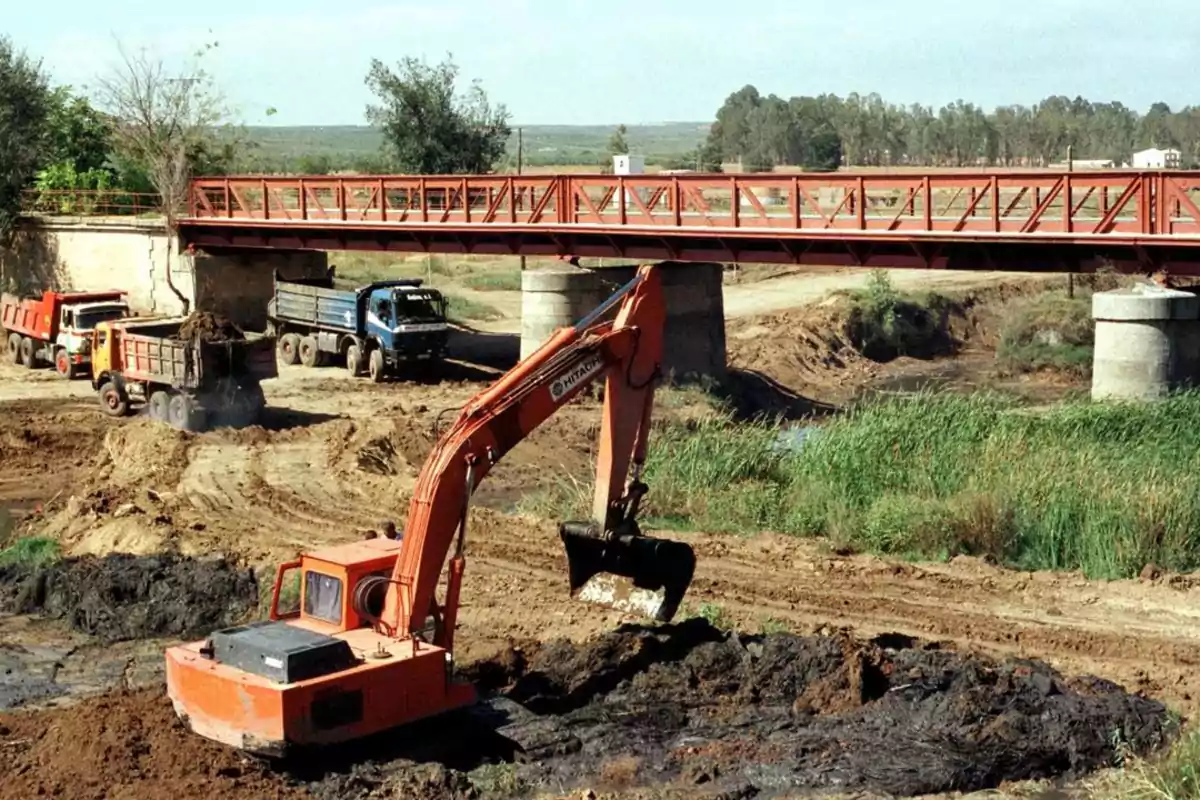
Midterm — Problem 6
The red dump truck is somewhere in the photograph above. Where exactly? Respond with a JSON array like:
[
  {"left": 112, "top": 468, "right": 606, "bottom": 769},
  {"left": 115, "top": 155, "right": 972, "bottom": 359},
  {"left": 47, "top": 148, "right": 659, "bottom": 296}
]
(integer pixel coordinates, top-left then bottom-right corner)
[{"left": 1, "top": 290, "right": 131, "bottom": 378}]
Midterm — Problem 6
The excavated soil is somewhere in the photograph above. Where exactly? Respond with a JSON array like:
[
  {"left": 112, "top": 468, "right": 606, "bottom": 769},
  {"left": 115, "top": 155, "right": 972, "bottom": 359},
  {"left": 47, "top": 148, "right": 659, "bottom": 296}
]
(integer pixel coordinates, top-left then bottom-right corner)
[
  {"left": 465, "top": 621, "right": 1174, "bottom": 796},
  {"left": 0, "top": 553, "right": 258, "bottom": 642},
  {"left": 177, "top": 310, "right": 245, "bottom": 342},
  {"left": 0, "top": 688, "right": 304, "bottom": 800},
  {"left": 0, "top": 622, "right": 1173, "bottom": 799}
]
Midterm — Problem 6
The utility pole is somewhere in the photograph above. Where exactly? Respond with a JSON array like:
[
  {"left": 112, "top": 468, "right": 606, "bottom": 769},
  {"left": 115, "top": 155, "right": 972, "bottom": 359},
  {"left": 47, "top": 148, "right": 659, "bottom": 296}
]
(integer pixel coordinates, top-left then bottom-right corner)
[{"left": 518, "top": 127, "right": 526, "bottom": 272}]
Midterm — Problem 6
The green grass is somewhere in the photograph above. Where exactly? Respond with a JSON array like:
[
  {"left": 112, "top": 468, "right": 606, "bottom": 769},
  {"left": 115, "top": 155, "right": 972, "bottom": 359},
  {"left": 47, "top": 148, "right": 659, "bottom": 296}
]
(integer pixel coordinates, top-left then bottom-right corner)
[
  {"left": 998, "top": 291, "right": 1095, "bottom": 376},
  {"left": 1114, "top": 726, "right": 1200, "bottom": 799},
  {"left": 525, "top": 390, "right": 1200, "bottom": 579},
  {"left": 0, "top": 536, "right": 62, "bottom": 568},
  {"left": 445, "top": 294, "right": 504, "bottom": 323},
  {"left": 462, "top": 269, "right": 521, "bottom": 292}
]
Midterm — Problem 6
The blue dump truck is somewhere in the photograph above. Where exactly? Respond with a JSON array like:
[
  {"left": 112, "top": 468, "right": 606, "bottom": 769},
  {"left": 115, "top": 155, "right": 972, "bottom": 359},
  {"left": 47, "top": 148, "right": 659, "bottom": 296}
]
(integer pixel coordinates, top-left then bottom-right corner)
[{"left": 266, "top": 269, "right": 450, "bottom": 382}]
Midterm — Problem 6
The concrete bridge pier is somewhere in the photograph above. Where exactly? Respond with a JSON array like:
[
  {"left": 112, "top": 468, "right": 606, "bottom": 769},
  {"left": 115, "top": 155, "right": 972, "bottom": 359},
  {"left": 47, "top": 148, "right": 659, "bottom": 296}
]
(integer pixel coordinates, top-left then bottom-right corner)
[
  {"left": 1091, "top": 286, "right": 1200, "bottom": 400},
  {"left": 517, "top": 261, "right": 727, "bottom": 383}
]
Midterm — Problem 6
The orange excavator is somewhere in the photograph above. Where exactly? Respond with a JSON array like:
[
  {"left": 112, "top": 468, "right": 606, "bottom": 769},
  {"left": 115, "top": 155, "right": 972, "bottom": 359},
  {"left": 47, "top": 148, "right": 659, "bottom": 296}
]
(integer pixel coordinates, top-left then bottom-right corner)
[{"left": 165, "top": 263, "right": 696, "bottom": 755}]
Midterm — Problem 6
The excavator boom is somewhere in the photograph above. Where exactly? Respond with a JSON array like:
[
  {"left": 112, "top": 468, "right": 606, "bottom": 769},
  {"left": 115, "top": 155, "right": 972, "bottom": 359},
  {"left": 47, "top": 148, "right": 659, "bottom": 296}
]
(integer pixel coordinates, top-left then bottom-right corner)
[{"left": 164, "top": 263, "right": 695, "bottom": 755}]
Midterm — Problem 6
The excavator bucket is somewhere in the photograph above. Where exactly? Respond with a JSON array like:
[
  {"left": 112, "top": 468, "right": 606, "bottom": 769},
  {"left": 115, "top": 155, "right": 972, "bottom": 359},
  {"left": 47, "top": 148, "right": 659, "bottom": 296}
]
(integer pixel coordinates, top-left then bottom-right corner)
[{"left": 559, "top": 524, "right": 695, "bottom": 622}]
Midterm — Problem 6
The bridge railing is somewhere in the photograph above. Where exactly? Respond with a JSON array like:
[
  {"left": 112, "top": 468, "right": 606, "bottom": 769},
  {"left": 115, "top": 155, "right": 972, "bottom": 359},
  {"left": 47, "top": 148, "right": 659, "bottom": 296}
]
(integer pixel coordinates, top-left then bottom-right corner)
[
  {"left": 187, "top": 172, "right": 1200, "bottom": 237},
  {"left": 22, "top": 189, "right": 164, "bottom": 218}
]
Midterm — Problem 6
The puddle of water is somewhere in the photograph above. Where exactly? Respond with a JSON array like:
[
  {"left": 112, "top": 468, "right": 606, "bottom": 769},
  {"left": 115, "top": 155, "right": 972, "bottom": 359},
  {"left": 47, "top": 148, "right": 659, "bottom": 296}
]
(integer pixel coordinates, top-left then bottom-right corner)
[{"left": 855, "top": 362, "right": 966, "bottom": 400}]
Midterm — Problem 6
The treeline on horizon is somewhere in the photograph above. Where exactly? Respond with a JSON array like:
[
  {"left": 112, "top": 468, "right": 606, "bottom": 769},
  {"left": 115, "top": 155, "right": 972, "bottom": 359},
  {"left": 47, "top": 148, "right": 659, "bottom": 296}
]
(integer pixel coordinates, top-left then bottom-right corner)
[
  {"left": 702, "top": 87, "right": 1200, "bottom": 171},
  {"left": 237, "top": 88, "right": 1200, "bottom": 175}
]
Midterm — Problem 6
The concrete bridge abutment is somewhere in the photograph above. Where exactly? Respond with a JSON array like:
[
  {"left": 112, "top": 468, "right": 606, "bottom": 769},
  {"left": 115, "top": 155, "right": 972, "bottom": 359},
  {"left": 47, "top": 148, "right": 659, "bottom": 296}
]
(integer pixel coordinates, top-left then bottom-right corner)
[{"left": 5, "top": 218, "right": 326, "bottom": 331}]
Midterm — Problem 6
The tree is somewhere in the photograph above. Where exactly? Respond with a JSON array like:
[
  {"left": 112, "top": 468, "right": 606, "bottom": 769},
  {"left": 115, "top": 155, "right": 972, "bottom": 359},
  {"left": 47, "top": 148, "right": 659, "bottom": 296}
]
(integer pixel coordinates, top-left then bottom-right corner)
[
  {"left": 365, "top": 54, "right": 510, "bottom": 174},
  {"left": 599, "top": 123, "right": 630, "bottom": 173},
  {"left": 0, "top": 36, "right": 52, "bottom": 252},
  {"left": 33, "top": 88, "right": 117, "bottom": 200},
  {"left": 44, "top": 88, "right": 112, "bottom": 173},
  {"left": 608, "top": 124, "right": 629, "bottom": 156},
  {"left": 94, "top": 40, "right": 232, "bottom": 313}
]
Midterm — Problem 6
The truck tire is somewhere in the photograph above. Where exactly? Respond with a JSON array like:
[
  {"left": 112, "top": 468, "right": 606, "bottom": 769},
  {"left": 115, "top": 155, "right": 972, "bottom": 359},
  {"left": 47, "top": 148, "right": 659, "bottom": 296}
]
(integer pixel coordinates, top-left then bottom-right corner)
[
  {"left": 277, "top": 333, "right": 301, "bottom": 365},
  {"left": 149, "top": 391, "right": 170, "bottom": 421},
  {"left": 98, "top": 381, "right": 129, "bottom": 417},
  {"left": 299, "top": 336, "right": 320, "bottom": 368},
  {"left": 19, "top": 337, "right": 36, "bottom": 369},
  {"left": 169, "top": 394, "right": 207, "bottom": 432},
  {"left": 346, "top": 344, "right": 365, "bottom": 377},
  {"left": 54, "top": 349, "right": 75, "bottom": 379},
  {"left": 368, "top": 349, "right": 385, "bottom": 383},
  {"left": 6, "top": 333, "right": 19, "bottom": 364}
]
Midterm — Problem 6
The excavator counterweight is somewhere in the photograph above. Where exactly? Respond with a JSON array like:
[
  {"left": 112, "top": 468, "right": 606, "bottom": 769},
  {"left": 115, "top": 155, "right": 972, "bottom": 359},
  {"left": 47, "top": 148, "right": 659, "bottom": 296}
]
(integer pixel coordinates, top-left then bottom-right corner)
[{"left": 165, "top": 263, "right": 695, "bottom": 755}]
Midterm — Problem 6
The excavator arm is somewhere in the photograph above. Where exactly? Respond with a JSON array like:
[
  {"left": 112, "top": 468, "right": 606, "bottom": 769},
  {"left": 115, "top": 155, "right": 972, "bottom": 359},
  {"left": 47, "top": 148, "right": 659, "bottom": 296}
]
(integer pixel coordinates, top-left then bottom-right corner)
[{"left": 383, "top": 264, "right": 695, "bottom": 643}]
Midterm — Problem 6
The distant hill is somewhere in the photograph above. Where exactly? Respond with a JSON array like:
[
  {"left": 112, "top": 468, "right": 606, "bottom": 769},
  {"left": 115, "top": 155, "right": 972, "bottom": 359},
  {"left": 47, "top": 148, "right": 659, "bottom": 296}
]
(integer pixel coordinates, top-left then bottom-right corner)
[{"left": 240, "top": 122, "right": 710, "bottom": 170}]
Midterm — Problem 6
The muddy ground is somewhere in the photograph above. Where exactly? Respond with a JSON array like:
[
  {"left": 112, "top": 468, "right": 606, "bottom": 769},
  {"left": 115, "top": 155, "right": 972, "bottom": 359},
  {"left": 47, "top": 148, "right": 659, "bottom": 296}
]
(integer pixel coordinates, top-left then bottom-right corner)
[
  {"left": 0, "top": 620, "right": 1177, "bottom": 799},
  {"left": 0, "top": 271, "right": 1192, "bottom": 798}
]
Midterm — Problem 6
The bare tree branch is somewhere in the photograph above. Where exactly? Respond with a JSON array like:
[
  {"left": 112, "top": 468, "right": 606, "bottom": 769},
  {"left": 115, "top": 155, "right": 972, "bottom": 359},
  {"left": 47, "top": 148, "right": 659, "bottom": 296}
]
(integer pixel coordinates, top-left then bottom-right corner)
[{"left": 93, "top": 39, "right": 230, "bottom": 313}]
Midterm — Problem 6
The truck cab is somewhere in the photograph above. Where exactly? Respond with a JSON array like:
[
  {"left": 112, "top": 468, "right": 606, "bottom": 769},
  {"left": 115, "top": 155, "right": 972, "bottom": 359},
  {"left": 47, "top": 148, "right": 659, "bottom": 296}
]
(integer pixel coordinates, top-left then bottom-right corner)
[
  {"left": 1, "top": 289, "right": 129, "bottom": 378},
  {"left": 55, "top": 299, "right": 130, "bottom": 376},
  {"left": 363, "top": 285, "right": 449, "bottom": 363}
]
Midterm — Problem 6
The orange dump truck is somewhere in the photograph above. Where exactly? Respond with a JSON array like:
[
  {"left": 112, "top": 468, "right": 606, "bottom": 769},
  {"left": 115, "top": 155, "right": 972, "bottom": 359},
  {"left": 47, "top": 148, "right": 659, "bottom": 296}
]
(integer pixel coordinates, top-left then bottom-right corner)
[
  {"left": 1, "top": 290, "right": 130, "bottom": 378},
  {"left": 91, "top": 316, "right": 277, "bottom": 431}
]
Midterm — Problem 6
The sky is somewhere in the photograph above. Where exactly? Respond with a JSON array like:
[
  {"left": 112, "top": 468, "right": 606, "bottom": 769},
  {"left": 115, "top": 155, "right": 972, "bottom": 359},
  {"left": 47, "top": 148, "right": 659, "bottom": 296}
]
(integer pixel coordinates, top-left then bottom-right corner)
[{"left": 7, "top": 0, "right": 1200, "bottom": 127}]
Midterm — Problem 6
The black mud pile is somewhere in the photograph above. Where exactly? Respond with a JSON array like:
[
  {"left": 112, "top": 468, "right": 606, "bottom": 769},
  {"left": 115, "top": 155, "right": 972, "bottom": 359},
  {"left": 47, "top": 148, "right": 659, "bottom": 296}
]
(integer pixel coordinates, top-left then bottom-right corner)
[
  {"left": 177, "top": 311, "right": 245, "bottom": 343},
  {"left": 308, "top": 619, "right": 1176, "bottom": 799},
  {"left": 0, "top": 553, "right": 257, "bottom": 642}
]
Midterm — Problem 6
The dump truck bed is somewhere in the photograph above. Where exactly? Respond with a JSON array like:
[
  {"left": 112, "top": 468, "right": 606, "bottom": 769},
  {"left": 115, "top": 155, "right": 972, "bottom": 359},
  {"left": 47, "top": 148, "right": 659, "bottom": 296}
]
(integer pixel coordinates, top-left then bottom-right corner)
[
  {"left": 272, "top": 280, "right": 360, "bottom": 334},
  {"left": 115, "top": 321, "right": 278, "bottom": 390}
]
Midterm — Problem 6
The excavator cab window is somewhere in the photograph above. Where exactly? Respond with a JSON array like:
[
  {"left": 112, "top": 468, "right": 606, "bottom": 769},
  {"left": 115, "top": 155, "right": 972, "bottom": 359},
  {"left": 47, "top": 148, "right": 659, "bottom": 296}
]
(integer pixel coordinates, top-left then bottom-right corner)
[{"left": 304, "top": 571, "right": 343, "bottom": 625}]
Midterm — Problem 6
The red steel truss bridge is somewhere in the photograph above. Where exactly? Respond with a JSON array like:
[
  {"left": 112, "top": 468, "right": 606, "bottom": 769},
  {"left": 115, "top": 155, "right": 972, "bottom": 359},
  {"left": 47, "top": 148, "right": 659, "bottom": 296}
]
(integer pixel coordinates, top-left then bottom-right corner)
[{"left": 181, "top": 170, "right": 1200, "bottom": 274}]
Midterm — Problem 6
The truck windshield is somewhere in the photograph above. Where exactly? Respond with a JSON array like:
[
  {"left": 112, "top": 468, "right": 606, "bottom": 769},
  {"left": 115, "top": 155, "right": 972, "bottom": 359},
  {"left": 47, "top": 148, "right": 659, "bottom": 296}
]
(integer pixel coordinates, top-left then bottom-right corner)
[
  {"left": 75, "top": 307, "right": 128, "bottom": 330},
  {"left": 394, "top": 292, "right": 444, "bottom": 322}
]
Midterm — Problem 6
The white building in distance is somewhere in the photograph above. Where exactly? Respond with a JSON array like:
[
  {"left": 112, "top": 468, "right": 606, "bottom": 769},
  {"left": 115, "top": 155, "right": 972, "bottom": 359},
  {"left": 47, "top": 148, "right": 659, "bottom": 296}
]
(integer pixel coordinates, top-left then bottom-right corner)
[{"left": 1132, "top": 148, "right": 1182, "bottom": 169}]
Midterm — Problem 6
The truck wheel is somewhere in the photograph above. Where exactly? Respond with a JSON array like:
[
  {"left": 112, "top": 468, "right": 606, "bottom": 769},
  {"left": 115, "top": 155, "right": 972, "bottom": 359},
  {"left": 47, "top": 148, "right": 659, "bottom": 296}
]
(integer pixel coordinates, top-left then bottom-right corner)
[
  {"left": 299, "top": 336, "right": 320, "bottom": 368},
  {"left": 169, "top": 394, "right": 207, "bottom": 432},
  {"left": 6, "top": 333, "right": 19, "bottom": 364},
  {"left": 54, "top": 349, "right": 75, "bottom": 379},
  {"left": 346, "top": 344, "right": 365, "bottom": 377},
  {"left": 368, "top": 349, "right": 385, "bottom": 383},
  {"left": 98, "top": 381, "right": 129, "bottom": 417},
  {"left": 277, "top": 333, "right": 301, "bottom": 366},
  {"left": 149, "top": 391, "right": 170, "bottom": 421},
  {"left": 19, "top": 337, "right": 36, "bottom": 369}
]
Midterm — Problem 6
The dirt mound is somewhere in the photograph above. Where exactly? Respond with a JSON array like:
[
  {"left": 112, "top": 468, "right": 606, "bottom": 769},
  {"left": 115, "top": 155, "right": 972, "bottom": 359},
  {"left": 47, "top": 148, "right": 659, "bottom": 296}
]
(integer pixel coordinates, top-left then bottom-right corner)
[
  {"left": 0, "top": 621, "right": 1178, "bottom": 799},
  {"left": 451, "top": 620, "right": 1172, "bottom": 797},
  {"left": 0, "top": 553, "right": 258, "bottom": 642},
  {"left": 0, "top": 688, "right": 305, "bottom": 800},
  {"left": 725, "top": 276, "right": 1069, "bottom": 406},
  {"left": 177, "top": 310, "right": 244, "bottom": 342}
]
